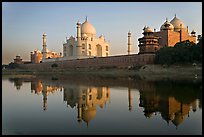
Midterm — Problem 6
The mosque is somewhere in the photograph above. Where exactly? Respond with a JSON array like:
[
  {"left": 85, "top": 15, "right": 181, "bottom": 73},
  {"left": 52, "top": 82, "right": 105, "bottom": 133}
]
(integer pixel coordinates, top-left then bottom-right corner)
[
  {"left": 14, "top": 14, "right": 197, "bottom": 69},
  {"left": 138, "top": 14, "right": 196, "bottom": 54}
]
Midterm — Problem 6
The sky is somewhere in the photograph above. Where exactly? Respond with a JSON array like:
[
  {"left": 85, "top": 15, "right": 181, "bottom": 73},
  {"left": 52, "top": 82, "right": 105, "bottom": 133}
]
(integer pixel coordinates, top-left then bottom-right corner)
[{"left": 2, "top": 2, "right": 202, "bottom": 64}]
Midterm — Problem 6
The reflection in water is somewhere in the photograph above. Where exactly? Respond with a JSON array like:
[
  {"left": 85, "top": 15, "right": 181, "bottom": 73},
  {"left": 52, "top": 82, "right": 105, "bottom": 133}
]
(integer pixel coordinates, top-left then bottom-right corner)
[
  {"left": 10, "top": 77, "right": 110, "bottom": 125},
  {"left": 9, "top": 75, "right": 202, "bottom": 129},
  {"left": 138, "top": 80, "right": 201, "bottom": 129},
  {"left": 128, "top": 88, "right": 132, "bottom": 112},
  {"left": 63, "top": 86, "right": 110, "bottom": 126},
  {"left": 30, "top": 80, "right": 63, "bottom": 111}
]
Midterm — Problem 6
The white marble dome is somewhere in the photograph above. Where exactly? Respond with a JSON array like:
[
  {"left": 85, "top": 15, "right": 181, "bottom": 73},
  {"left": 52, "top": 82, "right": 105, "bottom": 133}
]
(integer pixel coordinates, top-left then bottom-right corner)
[
  {"left": 170, "top": 15, "right": 185, "bottom": 30},
  {"left": 81, "top": 20, "right": 96, "bottom": 35}
]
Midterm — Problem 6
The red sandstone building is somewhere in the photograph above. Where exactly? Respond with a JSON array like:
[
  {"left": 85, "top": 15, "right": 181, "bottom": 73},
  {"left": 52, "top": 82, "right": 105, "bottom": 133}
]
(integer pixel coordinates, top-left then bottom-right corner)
[{"left": 138, "top": 15, "right": 196, "bottom": 54}]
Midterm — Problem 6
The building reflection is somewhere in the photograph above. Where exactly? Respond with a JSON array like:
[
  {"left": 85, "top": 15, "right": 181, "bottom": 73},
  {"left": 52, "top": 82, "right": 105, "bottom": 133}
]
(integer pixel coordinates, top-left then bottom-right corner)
[
  {"left": 137, "top": 80, "right": 201, "bottom": 129},
  {"left": 30, "top": 78, "right": 110, "bottom": 125},
  {"left": 63, "top": 85, "right": 110, "bottom": 126},
  {"left": 9, "top": 76, "right": 201, "bottom": 128},
  {"left": 31, "top": 80, "right": 63, "bottom": 111},
  {"left": 9, "top": 78, "right": 29, "bottom": 90}
]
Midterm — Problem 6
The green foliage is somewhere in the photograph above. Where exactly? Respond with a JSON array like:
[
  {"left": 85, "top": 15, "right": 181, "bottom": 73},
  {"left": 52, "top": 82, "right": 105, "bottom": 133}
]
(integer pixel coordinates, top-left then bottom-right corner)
[
  {"left": 197, "top": 34, "right": 202, "bottom": 48},
  {"left": 155, "top": 40, "right": 202, "bottom": 65},
  {"left": 6, "top": 62, "right": 19, "bottom": 69},
  {"left": 2, "top": 64, "right": 8, "bottom": 69}
]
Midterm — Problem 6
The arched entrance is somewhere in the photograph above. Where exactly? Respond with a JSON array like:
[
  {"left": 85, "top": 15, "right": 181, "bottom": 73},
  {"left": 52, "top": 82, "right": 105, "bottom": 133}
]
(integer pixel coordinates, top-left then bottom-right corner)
[
  {"left": 96, "top": 44, "right": 102, "bottom": 57},
  {"left": 69, "top": 45, "right": 73, "bottom": 56}
]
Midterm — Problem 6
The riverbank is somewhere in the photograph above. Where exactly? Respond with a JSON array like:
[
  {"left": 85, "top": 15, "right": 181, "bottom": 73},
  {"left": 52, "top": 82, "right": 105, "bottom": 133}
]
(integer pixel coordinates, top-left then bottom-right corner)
[{"left": 2, "top": 64, "right": 202, "bottom": 81}]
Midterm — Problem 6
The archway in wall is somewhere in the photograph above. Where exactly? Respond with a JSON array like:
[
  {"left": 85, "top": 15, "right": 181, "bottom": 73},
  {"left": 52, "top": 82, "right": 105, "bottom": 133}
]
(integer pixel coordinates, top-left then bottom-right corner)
[
  {"left": 69, "top": 45, "right": 73, "bottom": 56},
  {"left": 96, "top": 44, "right": 102, "bottom": 57}
]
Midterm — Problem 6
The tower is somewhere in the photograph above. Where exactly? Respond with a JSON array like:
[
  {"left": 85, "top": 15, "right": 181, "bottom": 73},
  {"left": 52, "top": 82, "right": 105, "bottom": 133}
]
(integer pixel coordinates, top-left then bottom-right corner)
[
  {"left": 138, "top": 26, "right": 159, "bottom": 54},
  {"left": 77, "top": 104, "right": 82, "bottom": 123},
  {"left": 76, "top": 21, "right": 82, "bottom": 57},
  {"left": 128, "top": 88, "right": 132, "bottom": 112},
  {"left": 42, "top": 33, "right": 47, "bottom": 60},
  {"left": 42, "top": 85, "right": 48, "bottom": 111},
  {"left": 128, "top": 31, "right": 132, "bottom": 55},
  {"left": 180, "top": 24, "right": 182, "bottom": 42}
]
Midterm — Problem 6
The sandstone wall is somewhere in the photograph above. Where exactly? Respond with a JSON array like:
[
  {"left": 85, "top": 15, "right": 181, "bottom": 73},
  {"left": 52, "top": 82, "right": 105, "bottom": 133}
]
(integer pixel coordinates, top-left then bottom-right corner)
[{"left": 19, "top": 54, "right": 155, "bottom": 70}]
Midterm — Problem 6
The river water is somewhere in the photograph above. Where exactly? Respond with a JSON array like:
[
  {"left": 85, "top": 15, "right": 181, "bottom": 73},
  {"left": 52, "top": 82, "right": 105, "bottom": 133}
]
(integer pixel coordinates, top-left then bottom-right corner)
[{"left": 2, "top": 75, "right": 202, "bottom": 135}]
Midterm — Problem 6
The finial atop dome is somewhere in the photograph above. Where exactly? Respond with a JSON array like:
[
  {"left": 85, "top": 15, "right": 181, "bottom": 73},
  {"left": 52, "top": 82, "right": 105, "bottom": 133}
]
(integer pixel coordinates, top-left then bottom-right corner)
[
  {"left": 191, "top": 30, "right": 196, "bottom": 35},
  {"left": 85, "top": 16, "right": 88, "bottom": 22},
  {"left": 143, "top": 25, "right": 147, "bottom": 31},
  {"left": 175, "top": 14, "right": 177, "bottom": 18},
  {"left": 166, "top": 17, "right": 168, "bottom": 22}
]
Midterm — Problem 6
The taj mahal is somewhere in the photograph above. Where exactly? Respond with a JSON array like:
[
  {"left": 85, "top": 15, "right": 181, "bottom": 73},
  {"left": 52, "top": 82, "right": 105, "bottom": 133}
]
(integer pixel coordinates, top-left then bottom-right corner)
[
  {"left": 14, "top": 14, "right": 197, "bottom": 69},
  {"left": 29, "top": 17, "right": 110, "bottom": 64}
]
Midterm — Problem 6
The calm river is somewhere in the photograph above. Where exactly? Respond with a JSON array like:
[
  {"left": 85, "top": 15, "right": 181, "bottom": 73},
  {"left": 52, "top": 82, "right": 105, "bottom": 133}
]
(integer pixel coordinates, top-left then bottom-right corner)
[{"left": 2, "top": 75, "right": 202, "bottom": 135}]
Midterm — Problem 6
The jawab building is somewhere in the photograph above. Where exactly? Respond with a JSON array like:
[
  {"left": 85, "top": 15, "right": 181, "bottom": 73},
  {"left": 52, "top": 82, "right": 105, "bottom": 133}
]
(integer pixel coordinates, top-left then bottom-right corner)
[{"left": 138, "top": 14, "right": 196, "bottom": 54}]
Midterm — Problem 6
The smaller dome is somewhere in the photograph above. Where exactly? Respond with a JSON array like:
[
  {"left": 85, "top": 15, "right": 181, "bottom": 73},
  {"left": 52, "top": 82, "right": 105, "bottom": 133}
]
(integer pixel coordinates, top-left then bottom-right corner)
[
  {"left": 99, "top": 34, "right": 104, "bottom": 39},
  {"left": 191, "top": 30, "right": 196, "bottom": 34},
  {"left": 144, "top": 26, "right": 153, "bottom": 33},
  {"left": 160, "top": 18, "right": 174, "bottom": 31},
  {"left": 82, "top": 33, "right": 88, "bottom": 38}
]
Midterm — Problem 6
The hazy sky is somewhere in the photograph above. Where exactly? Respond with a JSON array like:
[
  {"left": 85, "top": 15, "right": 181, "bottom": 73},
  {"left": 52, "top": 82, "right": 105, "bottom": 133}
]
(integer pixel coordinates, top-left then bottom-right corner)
[{"left": 2, "top": 2, "right": 202, "bottom": 64}]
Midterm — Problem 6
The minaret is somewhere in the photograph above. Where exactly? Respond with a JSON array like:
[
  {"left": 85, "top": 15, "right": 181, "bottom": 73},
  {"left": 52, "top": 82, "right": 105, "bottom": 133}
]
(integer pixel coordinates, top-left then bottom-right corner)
[
  {"left": 128, "top": 31, "right": 132, "bottom": 55},
  {"left": 42, "top": 33, "right": 47, "bottom": 60},
  {"left": 128, "top": 88, "right": 132, "bottom": 112},
  {"left": 77, "top": 104, "right": 82, "bottom": 123},
  {"left": 76, "top": 21, "right": 82, "bottom": 57},
  {"left": 42, "top": 85, "right": 48, "bottom": 111}
]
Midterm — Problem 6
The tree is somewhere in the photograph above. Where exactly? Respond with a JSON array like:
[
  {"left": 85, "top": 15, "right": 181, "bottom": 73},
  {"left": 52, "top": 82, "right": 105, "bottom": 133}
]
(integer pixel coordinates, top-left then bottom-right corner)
[
  {"left": 7, "top": 62, "right": 19, "bottom": 69},
  {"left": 197, "top": 34, "right": 202, "bottom": 48},
  {"left": 155, "top": 40, "right": 202, "bottom": 65}
]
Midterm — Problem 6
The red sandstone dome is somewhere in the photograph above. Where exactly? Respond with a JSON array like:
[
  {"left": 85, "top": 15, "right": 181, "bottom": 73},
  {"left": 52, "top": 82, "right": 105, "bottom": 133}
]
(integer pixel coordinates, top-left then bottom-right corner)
[
  {"left": 144, "top": 26, "right": 153, "bottom": 32},
  {"left": 160, "top": 18, "right": 174, "bottom": 31}
]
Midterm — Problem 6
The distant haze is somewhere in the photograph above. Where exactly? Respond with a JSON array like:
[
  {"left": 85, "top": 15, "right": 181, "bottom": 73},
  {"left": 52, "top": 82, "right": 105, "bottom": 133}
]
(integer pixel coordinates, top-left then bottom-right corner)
[{"left": 2, "top": 2, "right": 202, "bottom": 64}]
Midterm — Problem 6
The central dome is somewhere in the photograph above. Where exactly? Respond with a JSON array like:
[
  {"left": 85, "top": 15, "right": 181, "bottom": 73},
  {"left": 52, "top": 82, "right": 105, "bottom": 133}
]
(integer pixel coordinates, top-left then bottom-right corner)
[
  {"left": 81, "top": 19, "right": 96, "bottom": 35},
  {"left": 170, "top": 15, "right": 185, "bottom": 31}
]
